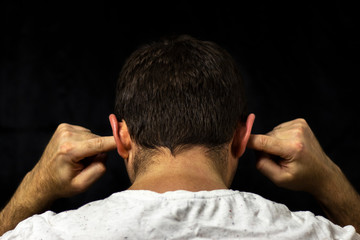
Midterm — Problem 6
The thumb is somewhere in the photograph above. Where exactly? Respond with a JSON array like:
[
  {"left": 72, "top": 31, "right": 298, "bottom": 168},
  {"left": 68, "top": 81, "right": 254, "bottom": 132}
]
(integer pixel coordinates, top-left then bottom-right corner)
[
  {"left": 71, "top": 154, "right": 107, "bottom": 193},
  {"left": 256, "top": 152, "right": 286, "bottom": 185}
]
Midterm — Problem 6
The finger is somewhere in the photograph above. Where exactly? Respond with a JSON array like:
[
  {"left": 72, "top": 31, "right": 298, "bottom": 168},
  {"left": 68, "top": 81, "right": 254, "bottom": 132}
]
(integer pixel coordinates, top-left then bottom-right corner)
[
  {"left": 247, "top": 134, "right": 289, "bottom": 158},
  {"left": 267, "top": 127, "right": 299, "bottom": 140},
  {"left": 256, "top": 153, "right": 285, "bottom": 184},
  {"left": 71, "top": 160, "right": 107, "bottom": 192},
  {"left": 79, "top": 152, "right": 107, "bottom": 168},
  {"left": 71, "top": 131, "right": 102, "bottom": 142},
  {"left": 54, "top": 124, "right": 95, "bottom": 142},
  {"left": 72, "top": 136, "right": 117, "bottom": 161}
]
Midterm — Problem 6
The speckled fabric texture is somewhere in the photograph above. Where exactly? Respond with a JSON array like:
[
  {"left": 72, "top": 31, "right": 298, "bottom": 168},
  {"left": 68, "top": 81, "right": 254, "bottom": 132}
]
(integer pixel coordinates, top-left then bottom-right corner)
[{"left": 1, "top": 189, "right": 359, "bottom": 239}]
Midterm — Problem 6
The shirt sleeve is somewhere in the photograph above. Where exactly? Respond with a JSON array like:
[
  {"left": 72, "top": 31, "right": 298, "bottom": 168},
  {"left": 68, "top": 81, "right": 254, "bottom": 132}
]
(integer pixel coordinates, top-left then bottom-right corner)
[
  {"left": 0, "top": 211, "right": 66, "bottom": 240},
  {"left": 290, "top": 210, "right": 360, "bottom": 240}
]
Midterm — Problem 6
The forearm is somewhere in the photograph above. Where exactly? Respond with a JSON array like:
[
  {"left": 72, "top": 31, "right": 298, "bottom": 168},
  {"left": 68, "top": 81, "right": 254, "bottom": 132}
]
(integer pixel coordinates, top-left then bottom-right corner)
[
  {"left": 312, "top": 165, "right": 360, "bottom": 233},
  {"left": 0, "top": 170, "right": 54, "bottom": 236},
  {"left": 0, "top": 124, "right": 115, "bottom": 236},
  {"left": 248, "top": 119, "right": 360, "bottom": 233}
]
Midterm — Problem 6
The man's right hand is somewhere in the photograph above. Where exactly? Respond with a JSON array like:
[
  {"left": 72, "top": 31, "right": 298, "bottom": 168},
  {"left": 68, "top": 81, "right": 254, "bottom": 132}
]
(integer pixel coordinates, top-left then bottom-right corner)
[
  {"left": 247, "top": 118, "right": 360, "bottom": 232},
  {"left": 32, "top": 123, "right": 116, "bottom": 199},
  {"left": 0, "top": 123, "right": 116, "bottom": 236}
]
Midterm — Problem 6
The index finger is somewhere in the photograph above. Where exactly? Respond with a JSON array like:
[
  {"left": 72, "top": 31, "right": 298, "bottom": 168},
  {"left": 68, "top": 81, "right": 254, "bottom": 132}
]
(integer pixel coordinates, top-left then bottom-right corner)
[
  {"left": 72, "top": 136, "right": 117, "bottom": 160},
  {"left": 247, "top": 134, "right": 289, "bottom": 158}
]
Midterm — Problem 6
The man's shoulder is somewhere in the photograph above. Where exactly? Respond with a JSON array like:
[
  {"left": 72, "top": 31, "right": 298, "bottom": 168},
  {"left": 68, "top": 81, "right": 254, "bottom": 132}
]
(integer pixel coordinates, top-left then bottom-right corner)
[{"left": 2, "top": 189, "right": 358, "bottom": 240}]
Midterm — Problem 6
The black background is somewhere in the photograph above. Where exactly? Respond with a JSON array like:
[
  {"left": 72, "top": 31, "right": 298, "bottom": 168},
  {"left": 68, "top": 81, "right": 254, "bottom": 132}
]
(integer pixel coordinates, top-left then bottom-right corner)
[{"left": 1, "top": 2, "right": 359, "bottom": 217}]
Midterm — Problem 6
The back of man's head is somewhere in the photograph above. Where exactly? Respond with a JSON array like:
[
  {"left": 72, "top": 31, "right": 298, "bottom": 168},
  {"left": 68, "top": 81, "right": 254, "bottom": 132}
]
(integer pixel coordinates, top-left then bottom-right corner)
[{"left": 115, "top": 35, "right": 247, "bottom": 163}]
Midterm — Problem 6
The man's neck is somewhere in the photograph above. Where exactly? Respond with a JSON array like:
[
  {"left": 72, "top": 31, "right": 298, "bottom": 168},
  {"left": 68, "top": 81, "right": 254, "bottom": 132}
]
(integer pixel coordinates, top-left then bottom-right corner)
[{"left": 127, "top": 147, "right": 229, "bottom": 193}]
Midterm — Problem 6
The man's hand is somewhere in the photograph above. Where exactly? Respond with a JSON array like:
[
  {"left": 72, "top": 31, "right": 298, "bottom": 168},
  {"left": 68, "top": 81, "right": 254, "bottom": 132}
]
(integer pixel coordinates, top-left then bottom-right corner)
[
  {"left": 0, "top": 123, "right": 116, "bottom": 236},
  {"left": 247, "top": 118, "right": 360, "bottom": 231},
  {"left": 247, "top": 118, "right": 338, "bottom": 195},
  {"left": 32, "top": 123, "right": 116, "bottom": 199}
]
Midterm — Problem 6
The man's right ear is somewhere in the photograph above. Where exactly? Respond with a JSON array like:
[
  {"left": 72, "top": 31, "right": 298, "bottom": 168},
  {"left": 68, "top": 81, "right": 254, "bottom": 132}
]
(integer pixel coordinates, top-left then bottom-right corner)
[{"left": 109, "top": 114, "right": 132, "bottom": 159}]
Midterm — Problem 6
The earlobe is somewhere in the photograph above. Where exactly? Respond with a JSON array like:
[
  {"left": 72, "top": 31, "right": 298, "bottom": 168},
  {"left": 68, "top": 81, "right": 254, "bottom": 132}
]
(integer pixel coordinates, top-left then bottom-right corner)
[
  {"left": 232, "top": 113, "right": 255, "bottom": 158},
  {"left": 109, "top": 114, "right": 131, "bottom": 159}
]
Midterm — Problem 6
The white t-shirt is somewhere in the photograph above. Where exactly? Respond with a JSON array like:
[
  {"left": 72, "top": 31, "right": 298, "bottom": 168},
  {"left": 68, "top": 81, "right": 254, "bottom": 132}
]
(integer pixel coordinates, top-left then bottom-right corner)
[{"left": 1, "top": 189, "right": 359, "bottom": 239}]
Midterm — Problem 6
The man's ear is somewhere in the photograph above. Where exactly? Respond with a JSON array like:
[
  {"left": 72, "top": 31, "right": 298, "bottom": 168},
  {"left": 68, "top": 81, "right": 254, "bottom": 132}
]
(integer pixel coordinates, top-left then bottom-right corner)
[
  {"left": 109, "top": 114, "right": 132, "bottom": 159},
  {"left": 231, "top": 113, "right": 255, "bottom": 158}
]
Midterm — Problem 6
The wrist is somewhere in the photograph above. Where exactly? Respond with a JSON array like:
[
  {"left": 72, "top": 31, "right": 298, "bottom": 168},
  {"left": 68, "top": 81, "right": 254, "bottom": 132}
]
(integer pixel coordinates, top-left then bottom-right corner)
[
  {"left": 310, "top": 161, "right": 343, "bottom": 203},
  {"left": 0, "top": 170, "right": 55, "bottom": 235},
  {"left": 311, "top": 163, "right": 360, "bottom": 228},
  {"left": 27, "top": 168, "right": 58, "bottom": 206}
]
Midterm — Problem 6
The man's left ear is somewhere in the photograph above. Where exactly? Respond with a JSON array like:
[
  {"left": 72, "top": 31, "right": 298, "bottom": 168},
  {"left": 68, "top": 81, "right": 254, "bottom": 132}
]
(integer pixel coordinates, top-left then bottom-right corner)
[
  {"left": 109, "top": 114, "right": 132, "bottom": 159},
  {"left": 231, "top": 113, "right": 255, "bottom": 158}
]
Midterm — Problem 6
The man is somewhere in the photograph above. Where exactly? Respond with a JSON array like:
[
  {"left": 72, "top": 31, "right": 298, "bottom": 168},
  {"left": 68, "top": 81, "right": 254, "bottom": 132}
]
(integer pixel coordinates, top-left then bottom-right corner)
[{"left": 1, "top": 35, "right": 359, "bottom": 239}]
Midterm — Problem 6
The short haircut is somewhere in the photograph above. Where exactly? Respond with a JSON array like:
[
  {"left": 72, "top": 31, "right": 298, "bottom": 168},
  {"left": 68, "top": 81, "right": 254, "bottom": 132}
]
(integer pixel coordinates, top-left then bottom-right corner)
[{"left": 115, "top": 35, "right": 247, "bottom": 171}]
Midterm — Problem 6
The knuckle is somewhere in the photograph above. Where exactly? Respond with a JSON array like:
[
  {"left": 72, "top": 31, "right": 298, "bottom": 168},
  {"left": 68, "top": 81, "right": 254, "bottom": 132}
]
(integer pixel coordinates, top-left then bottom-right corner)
[
  {"left": 85, "top": 137, "right": 104, "bottom": 152},
  {"left": 295, "top": 118, "right": 307, "bottom": 124},
  {"left": 59, "top": 142, "right": 74, "bottom": 154},
  {"left": 58, "top": 128, "right": 73, "bottom": 139},
  {"left": 292, "top": 140, "right": 305, "bottom": 153},
  {"left": 257, "top": 136, "right": 268, "bottom": 150},
  {"left": 293, "top": 127, "right": 305, "bottom": 137},
  {"left": 58, "top": 123, "right": 70, "bottom": 130},
  {"left": 93, "top": 137, "right": 104, "bottom": 150},
  {"left": 292, "top": 122, "right": 309, "bottom": 138}
]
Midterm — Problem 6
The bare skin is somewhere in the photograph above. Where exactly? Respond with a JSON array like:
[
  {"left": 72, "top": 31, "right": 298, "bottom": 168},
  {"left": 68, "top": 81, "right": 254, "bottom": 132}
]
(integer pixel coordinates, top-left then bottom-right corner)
[
  {"left": 1, "top": 115, "right": 359, "bottom": 236},
  {"left": 247, "top": 118, "right": 360, "bottom": 232},
  {"left": 127, "top": 146, "right": 229, "bottom": 193},
  {"left": 0, "top": 124, "right": 116, "bottom": 236},
  {"left": 108, "top": 113, "right": 255, "bottom": 192}
]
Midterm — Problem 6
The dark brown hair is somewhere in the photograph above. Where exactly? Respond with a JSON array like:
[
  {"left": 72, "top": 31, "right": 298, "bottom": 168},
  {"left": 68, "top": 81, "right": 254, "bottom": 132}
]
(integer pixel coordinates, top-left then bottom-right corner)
[{"left": 115, "top": 35, "right": 247, "bottom": 161}]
